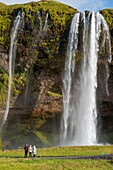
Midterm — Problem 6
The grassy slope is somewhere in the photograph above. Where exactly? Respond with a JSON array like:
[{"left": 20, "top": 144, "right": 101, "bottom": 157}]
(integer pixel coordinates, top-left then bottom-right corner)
[
  {"left": 0, "top": 146, "right": 113, "bottom": 170},
  {"left": 0, "top": 158, "right": 113, "bottom": 170},
  {"left": 0, "top": 145, "right": 113, "bottom": 157}
]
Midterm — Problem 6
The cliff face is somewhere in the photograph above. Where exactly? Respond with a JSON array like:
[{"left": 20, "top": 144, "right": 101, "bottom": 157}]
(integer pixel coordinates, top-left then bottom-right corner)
[
  {"left": 0, "top": 1, "right": 113, "bottom": 148},
  {"left": 97, "top": 9, "right": 113, "bottom": 143},
  {"left": 0, "top": 1, "right": 77, "bottom": 148}
]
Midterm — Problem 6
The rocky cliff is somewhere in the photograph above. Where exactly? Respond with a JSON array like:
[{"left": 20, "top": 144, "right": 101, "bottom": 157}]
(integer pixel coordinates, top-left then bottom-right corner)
[
  {"left": 0, "top": 1, "right": 113, "bottom": 148},
  {"left": 0, "top": 1, "right": 77, "bottom": 148}
]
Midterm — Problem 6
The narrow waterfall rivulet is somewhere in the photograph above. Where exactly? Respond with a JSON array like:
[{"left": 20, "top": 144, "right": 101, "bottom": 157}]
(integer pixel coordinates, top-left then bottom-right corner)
[
  {"left": 0, "top": 12, "right": 24, "bottom": 132},
  {"left": 38, "top": 11, "right": 43, "bottom": 34},
  {"left": 38, "top": 11, "right": 49, "bottom": 37},
  {"left": 61, "top": 12, "right": 111, "bottom": 146}
]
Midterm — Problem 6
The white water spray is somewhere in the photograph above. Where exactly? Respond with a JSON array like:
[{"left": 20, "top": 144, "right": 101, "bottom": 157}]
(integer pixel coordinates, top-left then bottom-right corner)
[
  {"left": 0, "top": 12, "right": 24, "bottom": 132},
  {"left": 61, "top": 12, "right": 111, "bottom": 146}
]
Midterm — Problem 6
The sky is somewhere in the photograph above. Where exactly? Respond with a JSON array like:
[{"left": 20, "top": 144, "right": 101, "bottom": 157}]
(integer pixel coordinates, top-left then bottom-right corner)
[{"left": 0, "top": 0, "right": 113, "bottom": 11}]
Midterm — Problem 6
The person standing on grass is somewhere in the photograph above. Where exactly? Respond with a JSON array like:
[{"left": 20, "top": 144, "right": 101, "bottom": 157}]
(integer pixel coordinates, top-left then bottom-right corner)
[
  {"left": 32, "top": 145, "right": 36, "bottom": 157},
  {"left": 29, "top": 145, "right": 32, "bottom": 157},
  {"left": 24, "top": 144, "right": 29, "bottom": 158}
]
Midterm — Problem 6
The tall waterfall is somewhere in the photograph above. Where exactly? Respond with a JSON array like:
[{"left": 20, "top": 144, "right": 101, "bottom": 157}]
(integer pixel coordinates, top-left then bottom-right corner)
[
  {"left": 61, "top": 12, "right": 111, "bottom": 146},
  {"left": 0, "top": 12, "right": 24, "bottom": 132}
]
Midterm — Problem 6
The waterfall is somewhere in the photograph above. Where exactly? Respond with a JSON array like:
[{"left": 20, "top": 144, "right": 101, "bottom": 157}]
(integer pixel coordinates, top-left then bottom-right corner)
[
  {"left": 38, "top": 11, "right": 49, "bottom": 37},
  {"left": 61, "top": 12, "right": 111, "bottom": 146},
  {"left": 43, "top": 12, "right": 49, "bottom": 30},
  {"left": 99, "top": 14, "right": 112, "bottom": 95},
  {"left": 38, "top": 11, "right": 43, "bottom": 34},
  {"left": 0, "top": 12, "right": 24, "bottom": 132},
  {"left": 61, "top": 13, "right": 80, "bottom": 143}
]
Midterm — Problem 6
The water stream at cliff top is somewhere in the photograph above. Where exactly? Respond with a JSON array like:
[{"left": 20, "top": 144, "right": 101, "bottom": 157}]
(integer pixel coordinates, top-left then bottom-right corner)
[
  {"left": 38, "top": 11, "right": 49, "bottom": 38},
  {"left": 0, "top": 12, "right": 24, "bottom": 132},
  {"left": 61, "top": 12, "right": 111, "bottom": 146}
]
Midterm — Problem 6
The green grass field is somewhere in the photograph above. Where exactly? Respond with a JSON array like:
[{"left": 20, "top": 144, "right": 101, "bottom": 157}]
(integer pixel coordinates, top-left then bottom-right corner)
[{"left": 0, "top": 145, "right": 113, "bottom": 170}]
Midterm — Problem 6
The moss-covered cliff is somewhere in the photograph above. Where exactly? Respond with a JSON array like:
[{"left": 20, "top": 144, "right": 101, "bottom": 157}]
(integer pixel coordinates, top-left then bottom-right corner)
[{"left": 0, "top": 0, "right": 77, "bottom": 148}]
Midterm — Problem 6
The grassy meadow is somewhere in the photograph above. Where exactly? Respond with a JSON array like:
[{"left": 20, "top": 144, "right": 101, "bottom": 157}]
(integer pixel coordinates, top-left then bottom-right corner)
[{"left": 0, "top": 145, "right": 113, "bottom": 169}]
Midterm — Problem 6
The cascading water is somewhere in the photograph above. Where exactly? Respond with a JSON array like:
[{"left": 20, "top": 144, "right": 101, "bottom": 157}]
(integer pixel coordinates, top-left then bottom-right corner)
[
  {"left": 0, "top": 12, "right": 24, "bottom": 132},
  {"left": 38, "top": 11, "right": 49, "bottom": 37},
  {"left": 38, "top": 11, "right": 43, "bottom": 34},
  {"left": 99, "top": 14, "right": 112, "bottom": 95},
  {"left": 61, "top": 12, "right": 111, "bottom": 146},
  {"left": 43, "top": 12, "right": 49, "bottom": 30}
]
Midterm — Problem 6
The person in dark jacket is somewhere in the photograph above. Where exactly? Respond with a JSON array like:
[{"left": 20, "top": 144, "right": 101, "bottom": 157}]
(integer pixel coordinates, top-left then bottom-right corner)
[{"left": 24, "top": 144, "right": 29, "bottom": 158}]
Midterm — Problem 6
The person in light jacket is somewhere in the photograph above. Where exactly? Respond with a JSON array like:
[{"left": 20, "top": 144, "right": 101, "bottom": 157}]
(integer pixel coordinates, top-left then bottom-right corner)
[
  {"left": 32, "top": 145, "right": 36, "bottom": 157},
  {"left": 29, "top": 145, "right": 32, "bottom": 157}
]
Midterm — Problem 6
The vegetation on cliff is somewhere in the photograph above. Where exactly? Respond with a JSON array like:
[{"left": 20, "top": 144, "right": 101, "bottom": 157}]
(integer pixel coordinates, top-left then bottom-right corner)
[
  {"left": 100, "top": 9, "right": 113, "bottom": 28},
  {"left": 0, "top": 1, "right": 77, "bottom": 108},
  {"left": 0, "top": 1, "right": 77, "bottom": 148}
]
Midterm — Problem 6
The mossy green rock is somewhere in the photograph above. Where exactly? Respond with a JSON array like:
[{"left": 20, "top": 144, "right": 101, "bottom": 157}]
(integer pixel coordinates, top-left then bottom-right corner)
[
  {"left": 0, "top": 1, "right": 77, "bottom": 106},
  {"left": 0, "top": 1, "right": 77, "bottom": 148}
]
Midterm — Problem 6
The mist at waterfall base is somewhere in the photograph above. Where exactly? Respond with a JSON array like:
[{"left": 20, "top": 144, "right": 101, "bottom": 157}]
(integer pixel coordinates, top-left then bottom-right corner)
[{"left": 61, "top": 12, "right": 111, "bottom": 146}]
